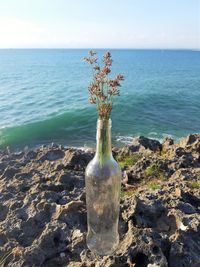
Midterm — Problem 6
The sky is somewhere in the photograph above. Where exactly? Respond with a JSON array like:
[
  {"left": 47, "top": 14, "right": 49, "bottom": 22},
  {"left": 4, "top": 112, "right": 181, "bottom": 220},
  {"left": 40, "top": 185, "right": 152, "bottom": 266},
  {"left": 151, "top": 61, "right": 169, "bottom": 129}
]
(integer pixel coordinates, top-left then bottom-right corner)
[{"left": 0, "top": 0, "right": 199, "bottom": 49}]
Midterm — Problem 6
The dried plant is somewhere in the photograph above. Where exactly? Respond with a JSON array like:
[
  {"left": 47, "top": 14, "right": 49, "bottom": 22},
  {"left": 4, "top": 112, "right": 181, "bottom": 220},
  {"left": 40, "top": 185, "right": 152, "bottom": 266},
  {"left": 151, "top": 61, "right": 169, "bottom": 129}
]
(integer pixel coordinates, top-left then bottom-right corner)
[{"left": 83, "top": 50, "right": 124, "bottom": 119}]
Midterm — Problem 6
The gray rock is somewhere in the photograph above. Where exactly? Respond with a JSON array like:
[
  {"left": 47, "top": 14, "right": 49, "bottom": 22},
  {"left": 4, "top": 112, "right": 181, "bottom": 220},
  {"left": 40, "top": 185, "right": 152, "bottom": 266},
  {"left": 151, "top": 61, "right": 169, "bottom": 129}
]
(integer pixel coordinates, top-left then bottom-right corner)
[
  {"left": 39, "top": 149, "right": 65, "bottom": 161},
  {"left": 179, "top": 134, "right": 200, "bottom": 148},
  {"left": 177, "top": 202, "right": 196, "bottom": 214},
  {"left": 2, "top": 167, "right": 18, "bottom": 179},
  {"left": 169, "top": 227, "right": 200, "bottom": 267},
  {"left": 118, "top": 136, "right": 162, "bottom": 157},
  {"left": 0, "top": 136, "right": 200, "bottom": 266},
  {"left": 132, "top": 136, "right": 162, "bottom": 152},
  {"left": 63, "top": 149, "right": 94, "bottom": 171}
]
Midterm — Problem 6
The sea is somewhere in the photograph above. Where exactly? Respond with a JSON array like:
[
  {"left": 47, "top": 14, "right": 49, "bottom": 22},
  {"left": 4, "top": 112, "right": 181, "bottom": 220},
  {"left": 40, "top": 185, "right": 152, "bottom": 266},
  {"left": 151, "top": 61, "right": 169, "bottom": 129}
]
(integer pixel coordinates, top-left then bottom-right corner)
[{"left": 0, "top": 49, "right": 199, "bottom": 150}]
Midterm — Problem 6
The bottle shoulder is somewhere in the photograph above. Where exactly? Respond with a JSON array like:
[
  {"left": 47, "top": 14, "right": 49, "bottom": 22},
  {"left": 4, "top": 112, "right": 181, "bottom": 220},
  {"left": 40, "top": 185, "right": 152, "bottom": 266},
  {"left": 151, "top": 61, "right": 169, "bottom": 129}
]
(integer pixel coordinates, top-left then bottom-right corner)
[{"left": 85, "top": 155, "right": 121, "bottom": 178}]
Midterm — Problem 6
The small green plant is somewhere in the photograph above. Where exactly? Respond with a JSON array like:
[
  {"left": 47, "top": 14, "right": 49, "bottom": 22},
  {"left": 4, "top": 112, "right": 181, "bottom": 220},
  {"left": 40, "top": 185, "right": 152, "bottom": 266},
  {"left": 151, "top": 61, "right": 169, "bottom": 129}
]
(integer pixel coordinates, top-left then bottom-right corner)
[
  {"left": 116, "top": 153, "right": 142, "bottom": 168},
  {"left": 148, "top": 182, "right": 161, "bottom": 190},
  {"left": 187, "top": 178, "right": 200, "bottom": 189},
  {"left": 120, "top": 187, "right": 136, "bottom": 198},
  {"left": 157, "top": 171, "right": 167, "bottom": 181},
  {"left": 145, "top": 163, "right": 167, "bottom": 180},
  {"left": 145, "top": 163, "right": 158, "bottom": 176}
]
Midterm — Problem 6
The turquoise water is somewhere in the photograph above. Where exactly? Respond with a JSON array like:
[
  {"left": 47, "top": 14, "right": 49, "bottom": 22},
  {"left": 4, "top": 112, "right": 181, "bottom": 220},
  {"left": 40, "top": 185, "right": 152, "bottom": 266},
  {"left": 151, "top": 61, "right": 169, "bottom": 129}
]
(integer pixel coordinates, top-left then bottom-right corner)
[{"left": 0, "top": 49, "right": 199, "bottom": 149}]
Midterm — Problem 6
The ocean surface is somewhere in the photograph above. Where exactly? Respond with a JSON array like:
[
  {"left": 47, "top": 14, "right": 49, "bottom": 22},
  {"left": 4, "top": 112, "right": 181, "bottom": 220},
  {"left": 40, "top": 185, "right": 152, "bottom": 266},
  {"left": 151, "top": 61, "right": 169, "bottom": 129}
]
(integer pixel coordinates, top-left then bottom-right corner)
[{"left": 0, "top": 49, "right": 199, "bottom": 150}]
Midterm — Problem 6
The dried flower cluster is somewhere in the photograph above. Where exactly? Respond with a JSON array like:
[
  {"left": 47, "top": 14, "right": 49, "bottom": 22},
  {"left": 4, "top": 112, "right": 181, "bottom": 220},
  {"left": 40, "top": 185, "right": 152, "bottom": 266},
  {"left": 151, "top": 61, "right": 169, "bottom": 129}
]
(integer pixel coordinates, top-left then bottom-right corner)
[{"left": 83, "top": 51, "right": 124, "bottom": 119}]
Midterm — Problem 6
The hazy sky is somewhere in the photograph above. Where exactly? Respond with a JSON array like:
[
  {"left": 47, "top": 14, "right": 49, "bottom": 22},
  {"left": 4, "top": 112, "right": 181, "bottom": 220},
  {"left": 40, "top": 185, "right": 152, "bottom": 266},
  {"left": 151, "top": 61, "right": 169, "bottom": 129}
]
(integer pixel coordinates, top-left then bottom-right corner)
[{"left": 0, "top": 0, "right": 199, "bottom": 49}]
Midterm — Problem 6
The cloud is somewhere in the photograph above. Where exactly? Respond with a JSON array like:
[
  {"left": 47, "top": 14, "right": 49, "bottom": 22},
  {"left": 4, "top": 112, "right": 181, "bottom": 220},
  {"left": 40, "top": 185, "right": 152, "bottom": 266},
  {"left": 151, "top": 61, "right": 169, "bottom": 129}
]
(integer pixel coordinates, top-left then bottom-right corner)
[
  {"left": 0, "top": 16, "right": 46, "bottom": 48},
  {"left": 0, "top": 16, "right": 92, "bottom": 48},
  {"left": 0, "top": 16, "right": 198, "bottom": 49}
]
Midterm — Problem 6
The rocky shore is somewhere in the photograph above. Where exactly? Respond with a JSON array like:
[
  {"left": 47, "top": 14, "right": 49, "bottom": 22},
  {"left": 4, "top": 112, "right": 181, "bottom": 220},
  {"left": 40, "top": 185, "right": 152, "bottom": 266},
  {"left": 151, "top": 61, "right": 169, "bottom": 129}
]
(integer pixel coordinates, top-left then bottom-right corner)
[{"left": 0, "top": 134, "right": 200, "bottom": 267}]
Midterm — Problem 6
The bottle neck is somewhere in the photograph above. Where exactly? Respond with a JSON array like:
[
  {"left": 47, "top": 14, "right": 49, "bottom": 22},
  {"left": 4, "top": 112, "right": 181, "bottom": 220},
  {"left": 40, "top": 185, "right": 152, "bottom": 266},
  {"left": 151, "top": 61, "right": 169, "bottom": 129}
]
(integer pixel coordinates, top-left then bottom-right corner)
[{"left": 95, "top": 118, "right": 112, "bottom": 162}]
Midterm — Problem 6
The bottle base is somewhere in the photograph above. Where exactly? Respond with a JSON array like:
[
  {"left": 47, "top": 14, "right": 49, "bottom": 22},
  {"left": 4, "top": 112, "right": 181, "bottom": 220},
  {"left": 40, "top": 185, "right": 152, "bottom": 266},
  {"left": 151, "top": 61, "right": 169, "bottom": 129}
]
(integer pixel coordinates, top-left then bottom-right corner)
[{"left": 86, "top": 235, "right": 119, "bottom": 256}]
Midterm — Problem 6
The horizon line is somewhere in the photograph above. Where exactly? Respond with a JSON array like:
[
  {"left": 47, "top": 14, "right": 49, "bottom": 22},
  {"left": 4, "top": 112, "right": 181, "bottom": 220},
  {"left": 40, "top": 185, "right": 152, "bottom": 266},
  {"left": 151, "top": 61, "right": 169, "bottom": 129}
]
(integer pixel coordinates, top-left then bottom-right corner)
[{"left": 0, "top": 47, "right": 199, "bottom": 51}]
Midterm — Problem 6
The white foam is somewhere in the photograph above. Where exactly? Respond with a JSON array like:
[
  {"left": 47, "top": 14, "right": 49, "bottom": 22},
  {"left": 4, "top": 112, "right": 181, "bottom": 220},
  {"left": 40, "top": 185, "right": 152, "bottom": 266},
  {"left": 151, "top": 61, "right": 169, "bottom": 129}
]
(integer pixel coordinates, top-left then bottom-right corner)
[{"left": 116, "top": 135, "right": 133, "bottom": 145}]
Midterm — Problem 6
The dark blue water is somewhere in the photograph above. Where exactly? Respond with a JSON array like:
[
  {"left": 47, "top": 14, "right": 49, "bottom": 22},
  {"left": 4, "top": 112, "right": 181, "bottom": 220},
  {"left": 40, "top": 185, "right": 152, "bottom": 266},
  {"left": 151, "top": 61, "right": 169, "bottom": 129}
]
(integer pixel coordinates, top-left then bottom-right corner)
[{"left": 0, "top": 49, "right": 199, "bottom": 149}]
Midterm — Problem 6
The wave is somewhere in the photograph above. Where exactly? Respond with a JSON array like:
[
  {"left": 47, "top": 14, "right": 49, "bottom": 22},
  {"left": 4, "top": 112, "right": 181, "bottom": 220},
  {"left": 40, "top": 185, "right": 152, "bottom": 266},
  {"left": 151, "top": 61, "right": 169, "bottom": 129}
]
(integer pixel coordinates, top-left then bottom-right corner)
[
  {"left": 0, "top": 108, "right": 97, "bottom": 149},
  {"left": 115, "top": 132, "right": 178, "bottom": 146}
]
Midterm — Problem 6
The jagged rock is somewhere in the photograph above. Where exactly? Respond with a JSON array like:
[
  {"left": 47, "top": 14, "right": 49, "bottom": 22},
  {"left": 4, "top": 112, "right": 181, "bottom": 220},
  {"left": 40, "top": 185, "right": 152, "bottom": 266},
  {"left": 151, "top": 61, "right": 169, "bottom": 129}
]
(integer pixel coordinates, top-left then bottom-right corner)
[
  {"left": 162, "top": 137, "right": 174, "bottom": 153},
  {"left": 177, "top": 202, "right": 196, "bottom": 214},
  {"left": 0, "top": 135, "right": 200, "bottom": 266},
  {"left": 116, "top": 221, "right": 169, "bottom": 267},
  {"left": 0, "top": 204, "right": 8, "bottom": 221},
  {"left": 1, "top": 167, "right": 18, "bottom": 179},
  {"left": 132, "top": 136, "right": 162, "bottom": 152},
  {"left": 56, "top": 171, "right": 75, "bottom": 191},
  {"left": 63, "top": 149, "right": 94, "bottom": 171},
  {"left": 56, "top": 170, "right": 84, "bottom": 187},
  {"left": 170, "top": 169, "right": 195, "bottom": 181},
  {"left": 118, "top": 136, "right": 162, "bottom": 157},
  {"left": 169, "top": 226, "right": 200, "bottom": 267},
  {"left": 25, "top": 150, "right": 37, "bottom": 160},
  {"left": 39, "top": 149, "right": 65, "bottom": 161},
  {"left": 179, "top": 134, "right": 200, "bottom": 149}
]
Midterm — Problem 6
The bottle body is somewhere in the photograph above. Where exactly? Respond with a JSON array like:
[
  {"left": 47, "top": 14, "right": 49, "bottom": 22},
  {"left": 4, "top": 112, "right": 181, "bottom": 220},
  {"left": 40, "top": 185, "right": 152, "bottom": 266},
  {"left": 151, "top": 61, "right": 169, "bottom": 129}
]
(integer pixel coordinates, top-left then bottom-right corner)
[{"left": 85, "top": 119, "right": 121, "bottom": 255}]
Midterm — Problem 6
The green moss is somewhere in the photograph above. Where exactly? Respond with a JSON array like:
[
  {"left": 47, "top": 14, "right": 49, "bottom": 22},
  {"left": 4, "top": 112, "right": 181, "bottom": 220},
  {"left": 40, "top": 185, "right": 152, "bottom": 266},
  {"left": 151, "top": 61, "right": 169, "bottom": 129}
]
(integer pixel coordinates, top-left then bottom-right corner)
[
  {"left": 145, "top": 164, "right": 158, "bottom": 176},
  {"left": 187, "top": 179, "right": 200, "bottom": 189},
  {"left": 120, "top": 188, "right": 135, "bottom": 198},
  {"left": 148, "top": 182, "right": 161, "bottom": 190},
  {"left": 159, "top": 150, "right": 168, "bottom": 159},
  {"left": 116, "top": 153, "right": 142, "bottom": 168},
  {"left": 158, "top": 171, "right": 168, "bottom": 181},
  {"left": 145, "top": 163, "right": 167, "bottom": 180}
]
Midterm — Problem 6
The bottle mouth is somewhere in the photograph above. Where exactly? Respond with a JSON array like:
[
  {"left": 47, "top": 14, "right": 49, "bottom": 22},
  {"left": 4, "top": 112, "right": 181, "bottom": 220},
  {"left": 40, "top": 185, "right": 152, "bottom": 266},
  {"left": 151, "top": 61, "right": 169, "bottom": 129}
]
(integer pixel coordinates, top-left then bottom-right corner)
[{"left": 97, "top": 118, "right": 112, "bottom": 129}]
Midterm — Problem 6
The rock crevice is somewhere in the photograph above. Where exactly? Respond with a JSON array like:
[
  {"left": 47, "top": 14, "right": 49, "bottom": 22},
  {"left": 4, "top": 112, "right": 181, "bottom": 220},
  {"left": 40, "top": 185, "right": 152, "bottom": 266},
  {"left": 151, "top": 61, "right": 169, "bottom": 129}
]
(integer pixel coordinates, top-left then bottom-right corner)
[{"left": 0, "top": 135, "right": 199, "bottom": 266}]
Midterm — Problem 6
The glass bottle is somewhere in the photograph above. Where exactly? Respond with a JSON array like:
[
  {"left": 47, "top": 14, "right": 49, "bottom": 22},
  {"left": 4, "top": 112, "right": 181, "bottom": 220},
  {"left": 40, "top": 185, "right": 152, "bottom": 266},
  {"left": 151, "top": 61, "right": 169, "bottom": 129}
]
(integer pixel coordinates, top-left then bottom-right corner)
[{"left": 85, "top": 118, "right": 121, "bottom": 255}]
